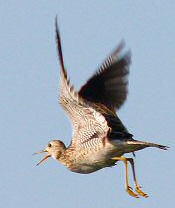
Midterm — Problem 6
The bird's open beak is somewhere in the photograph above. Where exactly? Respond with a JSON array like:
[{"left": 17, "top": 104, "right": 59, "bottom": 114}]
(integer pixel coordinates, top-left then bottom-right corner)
[{"left": 33, "top": 149, "right": 51, "bottom": 166}]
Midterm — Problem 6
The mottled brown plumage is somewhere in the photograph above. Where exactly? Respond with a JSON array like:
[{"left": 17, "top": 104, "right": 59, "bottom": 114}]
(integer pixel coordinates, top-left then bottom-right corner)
[{"left": 34, "top": 19, "right": 168, "bottom": 198}]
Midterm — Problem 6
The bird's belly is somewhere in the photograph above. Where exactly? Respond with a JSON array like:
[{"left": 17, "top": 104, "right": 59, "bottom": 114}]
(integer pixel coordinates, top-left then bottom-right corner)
[
  {"left": 69, "top": 142, "right": 124, "bottom": 174},
  {"left": 69, "top": 164, "right": 102, "bottom": 174}
]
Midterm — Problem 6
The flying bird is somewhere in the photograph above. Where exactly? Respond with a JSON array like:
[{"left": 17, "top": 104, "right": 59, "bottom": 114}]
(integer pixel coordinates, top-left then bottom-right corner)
[{"left": 34, "top": 19, "right": 168, "bottom": 198}]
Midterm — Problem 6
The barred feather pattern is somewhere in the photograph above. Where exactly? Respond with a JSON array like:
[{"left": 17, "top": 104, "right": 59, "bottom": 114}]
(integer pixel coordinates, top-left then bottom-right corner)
[
  {"left": 59, "top": 71, "right": 109, "bottom": 150},
  {"left": 56, "top": 21, "right": 109, "bottom": 150}
]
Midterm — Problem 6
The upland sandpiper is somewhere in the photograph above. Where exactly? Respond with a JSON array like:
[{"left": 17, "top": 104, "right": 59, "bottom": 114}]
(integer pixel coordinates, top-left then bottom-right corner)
[{"left": 34, "top": 19, "right": 168, "bottom": 198}]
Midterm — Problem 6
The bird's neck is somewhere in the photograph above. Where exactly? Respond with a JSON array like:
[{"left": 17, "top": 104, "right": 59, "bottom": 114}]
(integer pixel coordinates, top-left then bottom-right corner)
[{"left": 58, "top": 148, "right": 74, "bottom": 169}]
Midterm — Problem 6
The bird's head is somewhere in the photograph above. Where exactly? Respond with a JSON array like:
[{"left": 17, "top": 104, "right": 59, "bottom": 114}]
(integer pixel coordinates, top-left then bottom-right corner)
[{"left": 34, "top": 140, "right": 66, "bottom": 166}]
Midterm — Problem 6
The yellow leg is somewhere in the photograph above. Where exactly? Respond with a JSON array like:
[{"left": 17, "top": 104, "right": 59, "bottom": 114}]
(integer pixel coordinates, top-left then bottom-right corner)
[
  {"left": 113, "top": 157, "right": 139, "bottom": 198},
  {"left": 127, "top": 158, "right": 148, "bottom": 198}
]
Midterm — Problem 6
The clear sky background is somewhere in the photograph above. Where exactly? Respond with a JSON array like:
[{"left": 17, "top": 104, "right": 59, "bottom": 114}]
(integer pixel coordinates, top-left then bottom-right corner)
[{"left": 0, "top": 1, "right": 174, "bottom": 208}]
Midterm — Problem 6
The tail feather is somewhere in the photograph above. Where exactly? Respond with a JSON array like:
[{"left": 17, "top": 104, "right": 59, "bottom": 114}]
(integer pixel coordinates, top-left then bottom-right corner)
[
  {"left": 145, "top": 142, "right": 169, "bottom": 150},
  {"left": 127, "top": 140, "right": 169, "bottom": 151}
]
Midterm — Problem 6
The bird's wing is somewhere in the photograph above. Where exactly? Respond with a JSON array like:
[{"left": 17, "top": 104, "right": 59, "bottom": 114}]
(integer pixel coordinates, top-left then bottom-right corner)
[
  {"left": 55, "top": 20, "right": 109, "bottom": 148},
  {"left": 79, "top": 42, "right": 131, "bottom": 112}
]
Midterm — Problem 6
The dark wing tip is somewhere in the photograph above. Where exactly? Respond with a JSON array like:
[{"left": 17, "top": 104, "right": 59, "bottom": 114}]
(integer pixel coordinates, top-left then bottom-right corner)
[
  {"left": 79, "top": 41, "right": 131, "bottom": 111},
  {"left": 55, "top": 17, "right": 67, "bottom": 78},
  {"left": 96, "top": 41, "right": 131, "bottom": 76}
]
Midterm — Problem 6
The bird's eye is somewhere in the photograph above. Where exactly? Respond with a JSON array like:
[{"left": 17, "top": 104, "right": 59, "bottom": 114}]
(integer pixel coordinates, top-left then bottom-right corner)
[{"left": 48, "top": 143, "right": 52, "bottom": 147}]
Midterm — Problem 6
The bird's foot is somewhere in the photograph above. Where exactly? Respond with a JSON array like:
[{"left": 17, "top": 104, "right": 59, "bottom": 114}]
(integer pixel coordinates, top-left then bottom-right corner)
[
  {"left": 135, "top": 185, "right": 148, "bottom": 198},
  {"left": 126, "top": 186, "right": 139, "bottom": 198}
]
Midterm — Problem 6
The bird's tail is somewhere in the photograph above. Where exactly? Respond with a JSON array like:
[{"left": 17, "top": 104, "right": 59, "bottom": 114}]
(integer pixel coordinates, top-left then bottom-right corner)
[
  {"left": 126, "top": 140, "right": 169, "bottom": 152},
  {"left": 145, "top": 142, "right": 169, "bottom": 150}
]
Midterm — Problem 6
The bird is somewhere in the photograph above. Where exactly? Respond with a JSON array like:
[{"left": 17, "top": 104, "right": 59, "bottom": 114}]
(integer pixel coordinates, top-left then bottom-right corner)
[{"left": 34, "top": 19, "right": 168, "bottom": 198}]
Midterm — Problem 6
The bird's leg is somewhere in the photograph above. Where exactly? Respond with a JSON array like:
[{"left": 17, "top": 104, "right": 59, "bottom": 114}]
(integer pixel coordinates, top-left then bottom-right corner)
[
  {"left": 127, "top": 158, "right": 148, "bottom": 198},
  {"left": 112, "top": 157, "right": 139, "bottom": 198}
]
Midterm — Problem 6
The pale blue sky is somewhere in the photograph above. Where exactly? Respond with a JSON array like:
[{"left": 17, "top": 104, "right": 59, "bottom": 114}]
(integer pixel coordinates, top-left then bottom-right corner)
[{"left": 0, "top": 1, "right": 174, "bottom": 208}]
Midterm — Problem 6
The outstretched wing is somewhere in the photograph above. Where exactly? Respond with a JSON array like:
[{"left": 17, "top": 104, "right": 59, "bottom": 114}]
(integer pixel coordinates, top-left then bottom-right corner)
[
  {"left": 79, "top": 42, "right": 131, "bottom": 111},
  {"left": 55, "top": 20, "right": 109, "bottom": 148}
]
